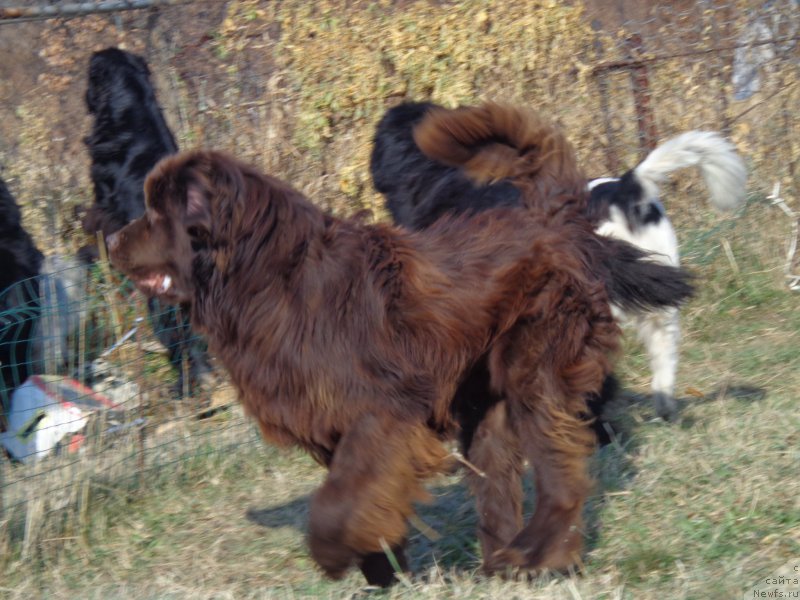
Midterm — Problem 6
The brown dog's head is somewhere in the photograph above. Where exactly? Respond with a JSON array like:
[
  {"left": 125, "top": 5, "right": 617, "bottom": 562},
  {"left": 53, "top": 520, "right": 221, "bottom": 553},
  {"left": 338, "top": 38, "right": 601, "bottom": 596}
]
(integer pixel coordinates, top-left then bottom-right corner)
[{"left": 107, "top": 150, "right": 250, "bottom": 305}]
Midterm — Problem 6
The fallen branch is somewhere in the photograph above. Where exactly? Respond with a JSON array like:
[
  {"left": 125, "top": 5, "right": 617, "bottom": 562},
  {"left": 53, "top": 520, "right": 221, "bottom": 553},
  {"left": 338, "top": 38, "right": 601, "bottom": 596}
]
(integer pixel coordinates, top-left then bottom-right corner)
[{"left": 591, "top": 35, "right": 800, "bottom": 74}]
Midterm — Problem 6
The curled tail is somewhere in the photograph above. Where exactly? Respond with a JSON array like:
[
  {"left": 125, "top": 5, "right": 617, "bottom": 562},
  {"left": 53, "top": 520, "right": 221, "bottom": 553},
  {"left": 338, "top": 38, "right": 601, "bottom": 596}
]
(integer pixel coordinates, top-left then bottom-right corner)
[
  {"left": 634, "top": 131, "right": 748, "bottom": 211},
  {"left": 413, "top": 102, "right": 587, "bottom": 208}
]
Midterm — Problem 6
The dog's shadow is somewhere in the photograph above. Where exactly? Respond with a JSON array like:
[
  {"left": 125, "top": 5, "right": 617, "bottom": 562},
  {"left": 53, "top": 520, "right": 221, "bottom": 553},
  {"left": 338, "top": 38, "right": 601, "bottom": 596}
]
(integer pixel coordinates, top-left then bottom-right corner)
[
  {"left": 245, "top": 381, "right": 766, "bottom": 574},
  {"left": 600, "top": 382, "right": 766, "bottom": 440},
  {"left": 584, "top": 380, "right": 767, "bottom": 545},
  {"left": 245, "top": 468, "right": 625, "bottom": 574},
  {"left": 246, "top": 497, "right": 310, "bottom": 532},
  {"left": 245, "top": 480, "right": 487, "bottom": 573}
]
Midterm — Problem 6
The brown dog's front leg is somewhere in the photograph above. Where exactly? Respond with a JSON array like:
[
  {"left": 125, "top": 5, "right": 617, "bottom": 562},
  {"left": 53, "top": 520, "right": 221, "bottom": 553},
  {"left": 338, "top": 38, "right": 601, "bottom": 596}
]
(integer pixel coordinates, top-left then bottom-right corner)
[{"left": 307, "top": 414, "right": 448, "bottom": 585}]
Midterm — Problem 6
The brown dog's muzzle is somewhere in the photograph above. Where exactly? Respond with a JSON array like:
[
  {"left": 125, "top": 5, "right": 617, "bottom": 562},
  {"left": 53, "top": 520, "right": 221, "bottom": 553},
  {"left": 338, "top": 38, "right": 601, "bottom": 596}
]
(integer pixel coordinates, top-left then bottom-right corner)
[{"left": 107, "top": 217, "right": 193, "bottom": 305}]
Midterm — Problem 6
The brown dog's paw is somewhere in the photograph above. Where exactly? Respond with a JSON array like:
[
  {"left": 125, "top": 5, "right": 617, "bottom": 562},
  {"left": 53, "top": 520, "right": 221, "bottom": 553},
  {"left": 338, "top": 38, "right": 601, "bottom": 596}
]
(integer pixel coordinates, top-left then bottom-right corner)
[
  {"left": 308, "top": 537, "right": 356, "bottom": 581},
  {"left": 485, "top": 542, "right": 582, "bottom": 580},
  {"left": 359, "top": 547, "right": 409, "bottom": 587},
  {"left": 483, "top": 546, "right": 528, "bottom": 577}
]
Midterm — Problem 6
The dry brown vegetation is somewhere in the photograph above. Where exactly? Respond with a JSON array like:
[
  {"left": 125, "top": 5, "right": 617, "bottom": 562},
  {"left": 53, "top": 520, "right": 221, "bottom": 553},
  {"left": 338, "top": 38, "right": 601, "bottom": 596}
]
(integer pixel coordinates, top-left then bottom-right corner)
[{"left": 0, "top": 0, "right": 797, "bottom": 257}]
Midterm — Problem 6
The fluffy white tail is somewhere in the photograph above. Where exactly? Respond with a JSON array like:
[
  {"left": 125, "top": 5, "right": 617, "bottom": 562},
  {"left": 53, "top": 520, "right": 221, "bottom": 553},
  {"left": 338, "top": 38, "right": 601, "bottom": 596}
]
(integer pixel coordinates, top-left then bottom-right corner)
[{"left": 634, "top": 131, "right": 748, "bottom": 211}]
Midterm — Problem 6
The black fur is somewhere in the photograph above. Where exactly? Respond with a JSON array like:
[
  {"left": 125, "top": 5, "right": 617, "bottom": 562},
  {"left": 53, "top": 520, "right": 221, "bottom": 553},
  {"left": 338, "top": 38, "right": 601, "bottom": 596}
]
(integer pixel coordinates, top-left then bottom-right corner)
[
  {"left": 585, "top": 374, "right": 619, "bottom": 445},
  {"left": 82, "top": 47, "right": 212, "bottom": 393},
  {"left": 370, "top": 102, "right": 523, "bottom": 229},
  {"left": 451, "top": 355, "right": 502, "bottom": 453},
  {"left": 601, "top": 236, "right": 693, "bottom": 312},
  {"left": 586, "top": 172, "right": 665, "bottom": 230},
  {"left": 0, "top": 177, "right": 43, "bottom": 405},
  {"left": 83, "top": 48, "right": 179, "bottom": 239}
]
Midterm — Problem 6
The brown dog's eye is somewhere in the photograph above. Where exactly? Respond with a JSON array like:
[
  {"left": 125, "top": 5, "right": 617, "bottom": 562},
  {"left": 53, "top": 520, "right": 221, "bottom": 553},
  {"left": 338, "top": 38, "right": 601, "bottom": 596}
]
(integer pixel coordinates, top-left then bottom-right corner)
[{"left": 188, "top": 226, "right": 209, "bottom": 252}]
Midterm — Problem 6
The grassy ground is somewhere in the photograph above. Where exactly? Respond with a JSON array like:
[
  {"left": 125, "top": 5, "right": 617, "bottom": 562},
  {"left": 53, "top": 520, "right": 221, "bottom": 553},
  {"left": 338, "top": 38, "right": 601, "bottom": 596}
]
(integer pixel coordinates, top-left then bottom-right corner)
[{"left": 1, "top": 197, "right": 799, "bottom": 599}]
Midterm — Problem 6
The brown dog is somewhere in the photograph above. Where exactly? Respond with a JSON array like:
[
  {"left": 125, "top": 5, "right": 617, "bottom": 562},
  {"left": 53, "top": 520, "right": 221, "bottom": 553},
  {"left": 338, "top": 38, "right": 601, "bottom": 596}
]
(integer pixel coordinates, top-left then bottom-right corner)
[{"left": 107, "top": 147, "right": 626, "bottom": 584}]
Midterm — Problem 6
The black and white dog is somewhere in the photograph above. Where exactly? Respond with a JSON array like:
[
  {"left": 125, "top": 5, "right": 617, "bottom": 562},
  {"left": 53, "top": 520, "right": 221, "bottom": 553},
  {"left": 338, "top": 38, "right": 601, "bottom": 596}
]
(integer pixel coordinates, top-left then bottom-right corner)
[
  {"left": 585, "top": 132, "right": 747, "bottom": 418},
  {"left": 81, "top": 48, "right": 213, "bottom": 394},
  {"left": 370, "top": 102, "right": 747, "bottom": 421}
]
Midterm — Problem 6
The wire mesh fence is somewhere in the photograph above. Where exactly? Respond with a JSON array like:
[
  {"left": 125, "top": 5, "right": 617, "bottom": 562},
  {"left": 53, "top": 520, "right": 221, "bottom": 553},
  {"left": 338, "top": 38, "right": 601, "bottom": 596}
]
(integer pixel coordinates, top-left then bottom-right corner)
[
  {"left": 0, "top": 0, "right": 797, "bottom": 551},
  {"left": 589, "top": 0, "right": 799, "bottom": 177},
  {"left": 0, "top": 258, "right": 254, "bottom": 551}
]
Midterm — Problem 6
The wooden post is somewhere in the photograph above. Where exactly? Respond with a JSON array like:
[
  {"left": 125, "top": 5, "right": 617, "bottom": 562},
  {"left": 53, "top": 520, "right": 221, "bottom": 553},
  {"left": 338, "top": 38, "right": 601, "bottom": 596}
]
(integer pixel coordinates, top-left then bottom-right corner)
[
  {"left": 592, "top": 20, "right": 622, "bottom": 174},
  {"left": 624, "top": 34, "right": 658, "bottom": 157}
]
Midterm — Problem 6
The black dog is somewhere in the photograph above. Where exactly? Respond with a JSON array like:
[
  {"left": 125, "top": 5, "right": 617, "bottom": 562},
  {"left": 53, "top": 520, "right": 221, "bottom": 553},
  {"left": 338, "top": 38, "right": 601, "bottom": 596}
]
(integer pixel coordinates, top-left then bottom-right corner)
[
  {"left": 82, "top": 48, "right": 213, "bottom": 394},
  {"left": 0, "top": 176, "right": 43, "bottom": 407}
]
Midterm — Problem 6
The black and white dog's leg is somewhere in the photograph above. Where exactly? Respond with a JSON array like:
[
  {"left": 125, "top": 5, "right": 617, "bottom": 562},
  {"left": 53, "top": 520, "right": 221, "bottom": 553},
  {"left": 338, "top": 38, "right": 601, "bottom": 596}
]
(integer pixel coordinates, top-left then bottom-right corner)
[{"left": 637, "top": 307, "right": 681, "bottom": 420}]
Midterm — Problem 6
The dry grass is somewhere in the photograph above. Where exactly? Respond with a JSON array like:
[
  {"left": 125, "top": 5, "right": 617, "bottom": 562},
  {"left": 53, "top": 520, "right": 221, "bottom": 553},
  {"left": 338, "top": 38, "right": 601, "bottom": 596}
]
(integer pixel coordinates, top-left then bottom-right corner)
[{"left": 2, "top": 195, "right": 799, "bottom": 599}]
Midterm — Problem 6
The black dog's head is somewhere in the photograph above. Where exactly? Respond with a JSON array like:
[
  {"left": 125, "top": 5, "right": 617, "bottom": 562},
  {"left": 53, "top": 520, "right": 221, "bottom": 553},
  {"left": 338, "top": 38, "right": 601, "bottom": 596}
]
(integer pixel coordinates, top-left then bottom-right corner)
[{"left": 85, "top": 47, "right": 152, "bottom": 116}]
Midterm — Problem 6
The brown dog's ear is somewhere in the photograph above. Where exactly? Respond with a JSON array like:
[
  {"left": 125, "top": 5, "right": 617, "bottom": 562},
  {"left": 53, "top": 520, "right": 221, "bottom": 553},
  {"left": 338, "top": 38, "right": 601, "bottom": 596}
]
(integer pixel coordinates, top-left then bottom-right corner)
[{"left": 184, "top": 182, "right": 212, "bottom": 239}]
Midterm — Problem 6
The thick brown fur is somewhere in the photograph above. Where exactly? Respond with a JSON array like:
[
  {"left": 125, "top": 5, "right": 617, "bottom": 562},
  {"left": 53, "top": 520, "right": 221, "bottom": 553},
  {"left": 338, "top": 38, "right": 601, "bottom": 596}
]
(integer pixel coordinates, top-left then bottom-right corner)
[
  {"left": 108, "top": 149, "right": 622, "bottom": 584},
  {"left": 414, "top": 102, "right": 588, "bottom": 219}
]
